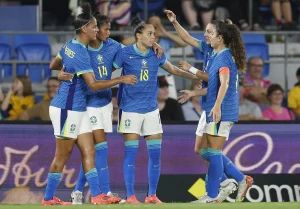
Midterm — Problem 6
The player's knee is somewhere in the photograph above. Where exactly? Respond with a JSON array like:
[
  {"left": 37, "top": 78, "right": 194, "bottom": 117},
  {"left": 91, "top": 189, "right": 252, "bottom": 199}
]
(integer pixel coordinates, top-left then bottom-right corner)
[{"left": 82, "top": 146, "right": 96, "bottom": 159}]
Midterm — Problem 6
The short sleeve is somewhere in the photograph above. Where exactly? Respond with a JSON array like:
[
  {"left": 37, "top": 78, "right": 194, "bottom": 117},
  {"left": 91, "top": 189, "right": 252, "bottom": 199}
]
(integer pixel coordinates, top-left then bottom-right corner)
[
  {"left": 113, "top": 50, "right": 124, "bottom": 69},
  {"left": 159, "top": 53, "right": 167, "bottom": 67},
  {"left": 288, "top": 89, "right": 297, "bottom": 109},
  {"left": 252, "top": 104, "right": 263, "bottom": 118},
  {"left": 73, "top": 48, "right": 93, "bottom": 75},
  {"left": 57, "top": 44, "right": 66, "bottom": 59}
]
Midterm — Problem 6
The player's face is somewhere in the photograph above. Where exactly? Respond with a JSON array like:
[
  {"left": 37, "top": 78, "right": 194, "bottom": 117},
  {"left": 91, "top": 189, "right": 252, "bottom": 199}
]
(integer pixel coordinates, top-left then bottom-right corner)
[
  {"left": 204, "top": 23, "right": 214, "bottom": 44},
  {"left": 139, "top": 24, "right": 155, "bottom": 48},
  {"left": 47, "top": 80, "right": 60, "bottom": 99},
  {"left": 209, "top": 24, "right": 223, "bottom": 49},
  {"left": 86, "top": 18, "right": 99, "bottom": 41},
  {"left": 97, "top": 22, "right": 111, "bottom": 41},
  {"left": 269, "top": 90, "right": 283, "bottom": 105}
]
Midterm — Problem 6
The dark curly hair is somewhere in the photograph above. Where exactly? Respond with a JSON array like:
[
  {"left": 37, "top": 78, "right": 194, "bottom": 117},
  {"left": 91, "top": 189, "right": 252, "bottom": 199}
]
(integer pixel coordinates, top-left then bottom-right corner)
[
  {"left": 211, "top": 19, "right": 247, "bottom": 73},
  {"left": 267, "top": 84, "right": 284, "bottom": 98},
  {"left": 93, "top": 11, "right": 110, "bottom": 28}
]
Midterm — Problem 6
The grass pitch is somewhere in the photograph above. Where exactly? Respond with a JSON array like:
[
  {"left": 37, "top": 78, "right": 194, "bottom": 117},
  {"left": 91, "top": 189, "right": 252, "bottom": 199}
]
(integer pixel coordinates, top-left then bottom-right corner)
[{"left": 1, "top": 203, "right": 300, "bottom": 209}]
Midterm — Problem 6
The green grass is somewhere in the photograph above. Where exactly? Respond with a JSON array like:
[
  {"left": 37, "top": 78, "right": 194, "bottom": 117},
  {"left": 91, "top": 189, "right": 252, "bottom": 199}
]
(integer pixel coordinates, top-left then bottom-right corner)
[{"left": 1, "top": 203, "right": 300, "bottom": 209}]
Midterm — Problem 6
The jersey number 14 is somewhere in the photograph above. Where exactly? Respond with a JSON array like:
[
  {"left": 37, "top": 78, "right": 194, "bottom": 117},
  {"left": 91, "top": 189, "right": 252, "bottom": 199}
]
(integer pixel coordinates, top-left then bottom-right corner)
[{"left": 98, "top": 66, "right": 108, "bottom": 78}]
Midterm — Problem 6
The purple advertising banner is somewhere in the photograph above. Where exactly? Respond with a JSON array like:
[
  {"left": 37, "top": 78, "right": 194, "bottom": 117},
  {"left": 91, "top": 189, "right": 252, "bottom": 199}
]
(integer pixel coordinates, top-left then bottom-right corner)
[{"left": 0, "top": 124, "right": 299, "bottom": 203}]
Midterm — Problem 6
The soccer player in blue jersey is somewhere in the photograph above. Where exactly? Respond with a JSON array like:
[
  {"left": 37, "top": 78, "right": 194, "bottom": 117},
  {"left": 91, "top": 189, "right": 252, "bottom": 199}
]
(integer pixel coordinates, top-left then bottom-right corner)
[
  {"left": 43, "top": 3, "right": 137, "bottom": 205},
  {"left": 177, "top": 19, "right": 254, "bottom": 203},
  {"left": 55, "top": 12, "right": 163, "bottom": 204},
  {"left": 113, "top": 16, "right": 198, "bottom": 204}
]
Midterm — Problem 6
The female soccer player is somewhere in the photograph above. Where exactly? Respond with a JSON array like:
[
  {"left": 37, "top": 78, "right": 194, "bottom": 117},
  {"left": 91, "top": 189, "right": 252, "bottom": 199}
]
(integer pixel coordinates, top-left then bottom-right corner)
[
  {"left": 43, "top": 3, "right": 137, "bottom": 205},
  {"left": 177, "top": 19, "right": 253, "bottom": 203},
  {"left": 113, "top": 16, "right": 198, "bottom": 204},
  {"left": 68, "top": 12, "right": 163, "bottom": 204},
  {"left": 165, "top": 10, "right": 253, "bottom": 203}
]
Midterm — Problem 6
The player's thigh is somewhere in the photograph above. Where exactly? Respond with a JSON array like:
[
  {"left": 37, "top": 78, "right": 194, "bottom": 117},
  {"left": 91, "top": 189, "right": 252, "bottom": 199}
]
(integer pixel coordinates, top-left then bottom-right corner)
[
  {"left": 141, "top": 109, "right": 163, "bottom": 137},
  {"left": 118, "top": 110, "right": 143, "bottom": 135},
  {"left": 49, "top": 106, "right": 81, "bottom": 140}
]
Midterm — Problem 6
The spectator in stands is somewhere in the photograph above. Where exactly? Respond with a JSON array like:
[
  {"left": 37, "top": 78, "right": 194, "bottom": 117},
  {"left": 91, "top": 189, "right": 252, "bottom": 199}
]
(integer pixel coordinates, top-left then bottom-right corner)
[
  {"left": 243, "top": 56, "right": 271, "bottom": 108},
  {"left": 261, "top": 0, "right": 294, "bottom": 30},
  {"left": 158, "top": 76, "right": 184, "bottom": 121},
  {"left": 111, "top": 87, "right": 119, "bottom": 123},
  {"left": 288, "top": 67, "right": 300, "bottom": 120},
  {"left": 263, "top": 84, "right": 295, "bottom": 120},
  {"left": 18, "top": 77, "right": 60, "bottom": 121},
  {"left": 239, "top": 83, "right": 268, "bottom": 121},
  {"left": 1, "top": 75, "right": 34, "bottom": 120},
  {"left": 181, "top": 79, "right": 203, "bottom": 121},
  {"left": 181, "top": 0, "right": 216, "bottom": 30}
]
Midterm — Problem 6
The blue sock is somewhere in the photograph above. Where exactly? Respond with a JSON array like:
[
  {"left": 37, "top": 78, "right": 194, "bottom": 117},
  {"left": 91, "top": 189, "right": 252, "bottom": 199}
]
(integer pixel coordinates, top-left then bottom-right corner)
[
  {"left": 123, "top": 140, "right": 139, "bottom": 198},
  {"left": 44, "top": 173, "right": 62, "bottom": 201},
  {"left": 221, "top": 173, "right": 228, "bottom": 182},
  {"left": 85, "top": 168, "right": 101, "bottom": 197},
  {"left": 222, "top": 154, "right": 244, "bottom": 182},
  {"left": 206, "top": 148, "right": 223, "bottom": 198},
  {"left": 74, "top": 164, "right": 86, "bottom": 192},
  {"left": 95, "top": 142, "right": 110, "bottom": 194},
  {"left": 146, "top": 139, "right": 162, "bottom": 196}
]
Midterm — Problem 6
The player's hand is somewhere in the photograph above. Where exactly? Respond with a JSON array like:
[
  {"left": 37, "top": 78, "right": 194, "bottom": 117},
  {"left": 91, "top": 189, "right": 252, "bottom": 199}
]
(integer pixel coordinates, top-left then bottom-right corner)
[
  {"left": 209, "top": 105, "right": 221, "bottom": 123},
  {"left": 57, "top": 67, "right": 73, "bottom": 81},
  {"left": 164, "top": 10, "right": 176, "bottom": 23},
  {"left": 153, "top": 42, "right": 163, "bottom": 58},
  {"left": 121, "top": 75, "right": 138, "bottom": 85},
  {"left": 178, "top": 61, "right": 192, "bottom": 71},
  {"left": 178, "top": 90, "right": 194, "bottom": 104}
]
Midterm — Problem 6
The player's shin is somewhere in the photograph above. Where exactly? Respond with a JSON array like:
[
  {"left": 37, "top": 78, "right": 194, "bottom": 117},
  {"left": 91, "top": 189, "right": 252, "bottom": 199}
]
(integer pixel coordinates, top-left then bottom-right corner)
[{"left": 146, "top": 139, "right": 162, "bottom": 196}]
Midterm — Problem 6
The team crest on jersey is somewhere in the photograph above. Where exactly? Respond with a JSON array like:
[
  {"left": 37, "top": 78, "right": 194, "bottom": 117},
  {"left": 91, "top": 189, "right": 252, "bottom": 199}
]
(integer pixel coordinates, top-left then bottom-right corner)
[
  {"left": 70, "top": 124, "right": 76, "bottom": 133},
  {"left": 90, "top": 116, "right": 97, "bottom": 125},
  {"left": 97, "top": 54, "right": 104, "bottom": 64},
  {"left": 142, "top": 59, "right": 148, "bottom": 68},
  {"left": 124, "top": 119, "right": 131, "bottom": 129}
]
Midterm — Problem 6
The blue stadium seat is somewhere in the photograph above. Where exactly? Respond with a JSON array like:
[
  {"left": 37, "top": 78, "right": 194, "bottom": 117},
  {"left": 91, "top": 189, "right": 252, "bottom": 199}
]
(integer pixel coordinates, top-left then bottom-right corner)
[
  {"left": 190, "top": 33, "right": 269, "bottom": 77},
  {"left": 0, "top": 35, "right": 12, "bottom": 80},
  {"left": 14, "top": 34, "right": 51, "bottom": 82},
  {"left": 131, "top": 0, "right": 166, "bottom": 19}
]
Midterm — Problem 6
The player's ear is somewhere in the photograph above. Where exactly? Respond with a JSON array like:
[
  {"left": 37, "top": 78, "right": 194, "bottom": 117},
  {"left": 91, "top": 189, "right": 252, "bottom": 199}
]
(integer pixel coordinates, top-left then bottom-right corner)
[
  {"left": 136, "top": 33, "right": 142, "bottom": 40},
  {"left": 81, "top": 25, "right": 88, "bottom": 34}
]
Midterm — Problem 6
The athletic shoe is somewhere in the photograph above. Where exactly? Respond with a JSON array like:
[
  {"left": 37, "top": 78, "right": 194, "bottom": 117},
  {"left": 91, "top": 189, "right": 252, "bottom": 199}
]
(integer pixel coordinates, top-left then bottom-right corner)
[
  {"left": 70, "top": 190, "right": 83, "bottom": 205},
  {"left": 42, "top": 196, "right": 72, "bottom": 205},
  {"left": 125, "top": 195, "right": 141, "bottom": 204},
  {"left": 217, "top": 179, "right": 238, "bottom": 202},
  {"left": 145, "top": 194, "right": 163, "bottom": 204},
  {"left": 236, "top": 175, "right": 254, "bottom": 202}
]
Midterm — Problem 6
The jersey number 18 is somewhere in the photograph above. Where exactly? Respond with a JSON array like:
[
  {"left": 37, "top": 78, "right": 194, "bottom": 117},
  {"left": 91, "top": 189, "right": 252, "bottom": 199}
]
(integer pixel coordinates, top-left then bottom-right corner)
[{"left": 140, "top": 69, "right": 149, "bottom": 81}]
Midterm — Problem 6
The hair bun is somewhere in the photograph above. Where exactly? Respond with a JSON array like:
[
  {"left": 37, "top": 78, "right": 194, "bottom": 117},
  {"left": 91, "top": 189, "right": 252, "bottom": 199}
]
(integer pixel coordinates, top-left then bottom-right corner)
[
  {"left": 131, "top": 16, "right": 143, "bottom": 28},
  {"left": 225, "top": 19, "right": 233, "bottom": 25},
  {"left": 81, "top": 2, "right": 92, "bottom": 16}
]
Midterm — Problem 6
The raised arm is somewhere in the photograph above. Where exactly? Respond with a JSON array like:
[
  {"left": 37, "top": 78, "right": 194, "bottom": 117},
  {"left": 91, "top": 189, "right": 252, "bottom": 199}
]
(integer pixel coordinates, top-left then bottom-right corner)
[
  {"left": 178, "top": 61, "right": 208, "bottom": 82},
  {"left": 164, "top": 10, "right": 199, "bottom": 49},
  {"left": 161, "top": 60, "right": 198, "bottom": 80}
]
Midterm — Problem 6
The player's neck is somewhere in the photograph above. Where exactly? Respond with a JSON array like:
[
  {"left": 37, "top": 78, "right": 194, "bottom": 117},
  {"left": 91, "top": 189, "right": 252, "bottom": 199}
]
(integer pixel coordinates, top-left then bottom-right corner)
[
  {"left": 89, "top": 39, "right": 102, "bottom": 48},
  {"left": 215, "top": 44, "right": 226, "bottom": 54},
  {"left": 76, "top": 35, "right": 90, "bottom": 46},
  {"left": 136, "top": 42, "right": 148, "bottom": 54}
]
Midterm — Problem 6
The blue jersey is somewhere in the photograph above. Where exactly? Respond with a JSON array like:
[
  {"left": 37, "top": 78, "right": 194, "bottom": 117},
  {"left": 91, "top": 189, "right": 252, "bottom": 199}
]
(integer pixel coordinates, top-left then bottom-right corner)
[
  {"left": 113, "top": 44, "right": 167, "bottom": 113},
  {"left": 204, "top": 49, "right": 239, "bottom": 122},
  {"left": 51, "top": 39, "right": 93, "bottom": 111},
  {"left": 87, "top": 38, "right": 122, "bottom": 107},
  {"left": 198, "top": 40, "right": 215, "bottom": 109}
]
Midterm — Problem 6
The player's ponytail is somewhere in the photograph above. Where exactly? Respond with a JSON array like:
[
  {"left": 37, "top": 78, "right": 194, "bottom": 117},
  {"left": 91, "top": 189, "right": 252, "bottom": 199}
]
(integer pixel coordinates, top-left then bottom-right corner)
[
  {"left": 211, "top": 20, "right": 246, "bottom": 73},
  {"left": 93, "top": 11, "right": 110, "bottom": 28},
  {"left": 131, "top": 16, "right": 145, "bottom": 39},
  {"left": 74, "top": 2, "right": 94, "bottom": 34}
]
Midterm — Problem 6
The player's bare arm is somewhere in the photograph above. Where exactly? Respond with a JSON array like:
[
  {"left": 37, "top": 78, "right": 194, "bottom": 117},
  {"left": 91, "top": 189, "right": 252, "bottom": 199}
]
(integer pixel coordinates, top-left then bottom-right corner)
[
  {"left": 178, "top": 61, "right": 208, "bottom": 82},
  {"left": 162, "top": 60, "right": 198, "bottom": 80}
]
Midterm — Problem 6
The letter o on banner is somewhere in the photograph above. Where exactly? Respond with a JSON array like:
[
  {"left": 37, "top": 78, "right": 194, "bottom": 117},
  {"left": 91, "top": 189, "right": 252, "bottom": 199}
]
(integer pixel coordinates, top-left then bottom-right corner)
[{"left": 246, "top": 185, "right": 264, "bottom": 202}]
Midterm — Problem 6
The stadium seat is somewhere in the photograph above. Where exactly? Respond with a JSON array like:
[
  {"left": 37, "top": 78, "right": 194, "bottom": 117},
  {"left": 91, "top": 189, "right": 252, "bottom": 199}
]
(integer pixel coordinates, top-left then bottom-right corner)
[
  {"left": 0, "top": 35, "right": 12, "bottom": 80},
  {"left": 14, "top": 34, "right": 51, "bottom": 82},
  {"left": 131, "top": 0, "right": 166, "bottom": 19}
]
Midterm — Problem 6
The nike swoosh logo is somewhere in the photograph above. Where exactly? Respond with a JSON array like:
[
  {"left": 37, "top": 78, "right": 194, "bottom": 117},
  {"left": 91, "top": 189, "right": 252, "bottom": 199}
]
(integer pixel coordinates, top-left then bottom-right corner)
[{"left": 128, "top": 165, "right": 134, "bottom": 167}]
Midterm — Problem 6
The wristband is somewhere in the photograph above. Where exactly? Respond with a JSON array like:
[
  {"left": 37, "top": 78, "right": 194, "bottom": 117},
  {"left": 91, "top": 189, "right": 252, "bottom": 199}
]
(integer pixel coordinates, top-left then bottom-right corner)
[{"left": 189, "top": 67, "right": 198, "bottom": 75}]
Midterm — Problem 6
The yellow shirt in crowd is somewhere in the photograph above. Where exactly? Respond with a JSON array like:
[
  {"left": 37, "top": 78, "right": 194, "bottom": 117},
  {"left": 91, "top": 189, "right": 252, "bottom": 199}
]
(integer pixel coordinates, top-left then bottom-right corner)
[
  {"left": 288, "top": 86, "right": 300, "bottom": 115},
  {"left": 8, "top": 95, "right": 34, "bottom": 119}
]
